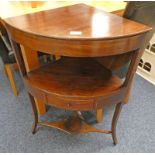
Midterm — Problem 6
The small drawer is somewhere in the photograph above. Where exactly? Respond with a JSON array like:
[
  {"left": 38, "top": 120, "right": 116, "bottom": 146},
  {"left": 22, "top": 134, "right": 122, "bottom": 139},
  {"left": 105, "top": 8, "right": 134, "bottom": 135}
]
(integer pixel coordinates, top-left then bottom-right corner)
[{"left": 47, "top": 94, "right": 95, "bottom": 111}]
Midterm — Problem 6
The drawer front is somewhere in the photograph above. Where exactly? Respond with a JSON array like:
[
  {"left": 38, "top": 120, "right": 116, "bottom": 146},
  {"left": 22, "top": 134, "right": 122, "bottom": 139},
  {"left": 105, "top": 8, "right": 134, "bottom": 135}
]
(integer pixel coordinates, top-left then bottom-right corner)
[{"left": 47, "top": 95, "right": 95, "bottom": 111}]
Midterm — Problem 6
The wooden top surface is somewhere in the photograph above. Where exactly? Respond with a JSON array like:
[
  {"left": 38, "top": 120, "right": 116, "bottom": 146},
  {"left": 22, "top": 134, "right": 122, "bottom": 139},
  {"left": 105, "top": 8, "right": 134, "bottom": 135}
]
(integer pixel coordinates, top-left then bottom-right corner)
[{"left": 3, "top": 3, "right": 150, "bottom": 40}]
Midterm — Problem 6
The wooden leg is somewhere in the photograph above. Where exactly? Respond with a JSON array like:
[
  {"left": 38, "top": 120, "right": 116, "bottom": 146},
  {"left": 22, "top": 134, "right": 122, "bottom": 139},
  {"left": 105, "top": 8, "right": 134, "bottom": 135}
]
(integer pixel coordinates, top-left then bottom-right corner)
[
  {"left": 124, "top": 80, "right": 133, "bottom": 104},
  {"left": 20, "top": 45, "right": 46, "bottom": 116},
  {"left": 124, "top": 89, "right": 130, "bottom": 104},
  {"left": 29, "top": 93, "right": 39, "bottom": 134},
  {"left": 34, "top": 98, "right": 46, "bottom": 116},
  {"left": 96, "top": 108, "right": 103, "bottom": 123},
  {"left": 111, "top": 102, "right": 123, "bottom": 145},
  {"left": 3, "top": 64, "right": 8, "bottom": 77},
  {"left": 4, "top": 64, "right": 18, "bottom": 96}
]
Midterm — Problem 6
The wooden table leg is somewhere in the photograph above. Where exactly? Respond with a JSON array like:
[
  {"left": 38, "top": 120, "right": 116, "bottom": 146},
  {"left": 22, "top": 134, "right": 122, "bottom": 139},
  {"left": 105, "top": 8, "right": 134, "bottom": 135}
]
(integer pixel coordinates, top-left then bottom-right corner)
[
  {"left": 29, "top": 93, "right": 39, "bottom": 134},
  {"left": 96, "top": 108, "right": 103, "bottom": 123},
  {"left": 34, "top": 98, "right": 46, "bottom": 116},
  {"left": 111, "top": 102, "right": 123, "bottom": 145},
  {"left": 4, "top": 64, "right": 18, "bottom": 96},
  {"left": 20, "top": 45, "right": 46, "bottom": 115},
  {"left": 124, "top": 79, "right": 133, "bottom": 104}
]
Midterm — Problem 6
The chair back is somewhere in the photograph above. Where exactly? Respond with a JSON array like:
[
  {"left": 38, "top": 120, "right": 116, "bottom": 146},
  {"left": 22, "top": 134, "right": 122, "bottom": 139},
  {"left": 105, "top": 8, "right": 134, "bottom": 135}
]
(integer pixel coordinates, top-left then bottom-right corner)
[
  {"left": 0, "top": 20, "right": 14, "bottom": 64},
  {"left": 0, "top": 36, "right": 12, "bottom": 64},
  {"left": 123, "top": 1, "right": 155, "bottom": 42},
  {"left": 0, "top": 20, "right": 11, "bottom": 46}
]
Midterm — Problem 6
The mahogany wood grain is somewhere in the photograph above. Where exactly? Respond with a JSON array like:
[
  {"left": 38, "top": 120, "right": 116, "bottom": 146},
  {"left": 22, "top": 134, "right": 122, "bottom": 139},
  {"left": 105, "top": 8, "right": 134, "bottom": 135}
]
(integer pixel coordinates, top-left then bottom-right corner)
[
  {"left": 20, "top": 45, "right": 46, "bottom": 115},
  {"left": 39, "top": 117, "right": 112, "bottom": 135},
  {"left": 4, "top": 4, "right": 148, "bottom": 40},
  {"left": 2, "top": 5, "right": 128, "bottom": 121},
  {"left": 96, "top": 7, "right": 125, "bottom": 122},
  {"left": 4, "top": 26, "right": 147, "bottom": 57},
  {"left": 29, "top": 93, "right": 39, "bottom": 134},
  {"left": 3, "top": 4, "right": 150, "bottom": 58},
  {"left": 24, "top": 57, "right": 123, "bottom": 111},
  {"left": 112, "top": 102, "right": 123, "bottom": 145},
  {"left": 20, "top": 45, "right": 39, "bottom": 72},
  {"left": 3, "top": 4, "right": 151, "bottom": 144},
  {"left": 10, "top": 40, "right": 46, "bottom": 116}
]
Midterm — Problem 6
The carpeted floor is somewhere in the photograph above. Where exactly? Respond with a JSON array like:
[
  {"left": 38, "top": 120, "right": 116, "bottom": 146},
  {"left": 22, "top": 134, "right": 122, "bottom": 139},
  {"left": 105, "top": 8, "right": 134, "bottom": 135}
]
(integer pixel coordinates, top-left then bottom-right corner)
[{"left": 0, "top": 59, "right": 155, "bottom": 153}]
